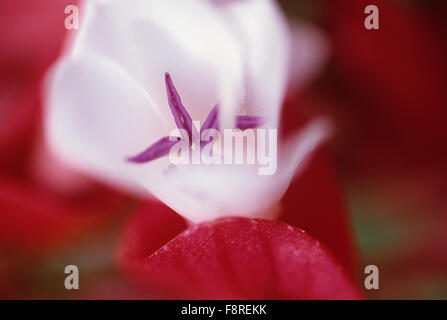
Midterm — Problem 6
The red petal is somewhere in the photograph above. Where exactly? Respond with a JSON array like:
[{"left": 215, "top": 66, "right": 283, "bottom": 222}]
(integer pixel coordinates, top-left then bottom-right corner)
[{"left": 121, "top": 217, "right": 362, "bottom": 299}]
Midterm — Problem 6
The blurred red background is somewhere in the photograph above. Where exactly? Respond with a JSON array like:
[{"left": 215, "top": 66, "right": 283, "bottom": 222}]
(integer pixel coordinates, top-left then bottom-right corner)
[{"left": 1, "top": 0, "right": 446, "bottom": 299}]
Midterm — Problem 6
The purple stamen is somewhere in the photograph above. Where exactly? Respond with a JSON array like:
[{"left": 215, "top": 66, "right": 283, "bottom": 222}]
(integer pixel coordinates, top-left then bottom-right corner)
[
  {"left": 200, "top": 104, "right": 219, "bottom": 148},
  {"left": 201, "top": 104, "right": 219, "bottom": 132},
  {"left": 165, "top": 73, "right": 196, "bottom": 142},
  {"left": 127, "top": 136, "right": 181, "bottom": 163},
  {"left": 236, "top": 115, "right": 265, "bottom": 130},
  {"left": 127, "top": 73, "right": 266, "bottom": 165}
]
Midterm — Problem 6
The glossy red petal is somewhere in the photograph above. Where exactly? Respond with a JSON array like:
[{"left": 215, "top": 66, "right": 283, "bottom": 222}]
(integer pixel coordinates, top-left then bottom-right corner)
[{"left": 121, "top": 216, "right": 362, "bottom": 299}]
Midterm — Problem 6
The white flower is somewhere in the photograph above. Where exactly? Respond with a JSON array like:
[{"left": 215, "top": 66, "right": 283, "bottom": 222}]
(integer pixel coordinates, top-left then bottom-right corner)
[{"left": 44, "top": 0, "right": 329, "bottom": 222}]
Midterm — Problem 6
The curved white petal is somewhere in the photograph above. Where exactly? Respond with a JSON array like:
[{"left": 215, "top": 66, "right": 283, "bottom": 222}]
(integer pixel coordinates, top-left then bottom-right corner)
[{"left": 44, "top": 53, "right": 168, "bottom": 193}]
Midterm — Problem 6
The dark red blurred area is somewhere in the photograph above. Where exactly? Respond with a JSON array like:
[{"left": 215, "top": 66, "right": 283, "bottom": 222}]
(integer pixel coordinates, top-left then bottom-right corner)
[
  {"left": 325, "top": 0, "right": 447, "bottom": 177},
  {"left": 0, "top": 1, "right": 76, "bottom": 171},
  {"left": 0, "top": 0, "right": 132, "bottom": 255}
]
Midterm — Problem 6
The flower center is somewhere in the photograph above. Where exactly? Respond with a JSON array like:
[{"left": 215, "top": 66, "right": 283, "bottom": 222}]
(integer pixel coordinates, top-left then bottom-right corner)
[{"left": 127, "top": 73, "right": 264, "bottom": 164}]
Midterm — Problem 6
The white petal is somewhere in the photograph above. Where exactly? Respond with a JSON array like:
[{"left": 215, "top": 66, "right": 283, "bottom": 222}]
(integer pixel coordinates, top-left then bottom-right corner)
[
  {"left": 218, "top": 0, "right": 290, "bottom": 128},
  {"left": 152, "top": 165, "right": 278, "bottom": 222},
  {"left": 74, "top": 0, "right": 245, "bottom": 130},
  {"left": 44, "top": 53, "right": 167, "bottom": 193}
]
